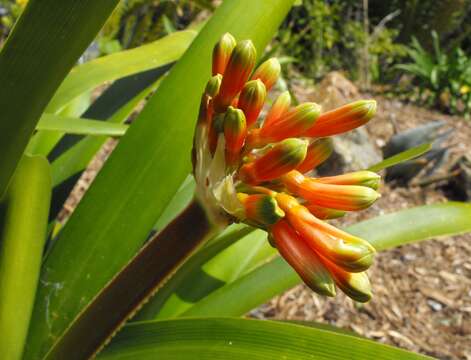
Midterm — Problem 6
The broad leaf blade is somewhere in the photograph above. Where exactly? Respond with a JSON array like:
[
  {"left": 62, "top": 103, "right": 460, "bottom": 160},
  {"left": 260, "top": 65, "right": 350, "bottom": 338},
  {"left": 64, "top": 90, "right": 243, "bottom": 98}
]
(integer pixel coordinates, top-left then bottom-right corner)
[
  {"left": 98, "top": 318, "right": 430, "bottom": 359},
  {"left": 0, "top": 0, "right": 119, "bottom": 198},
  {"left": 25, "top": 1, "right": 295, "bottom": 358},
  {"left": 182, "top": 202, "right": 471, "bottom": 317}
]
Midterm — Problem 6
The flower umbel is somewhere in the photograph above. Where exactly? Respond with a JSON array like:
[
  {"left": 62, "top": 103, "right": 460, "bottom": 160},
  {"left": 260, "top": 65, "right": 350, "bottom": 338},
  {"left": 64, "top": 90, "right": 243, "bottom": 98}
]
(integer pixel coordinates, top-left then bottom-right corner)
[{"left": 193, "top": 33, "right": 380, "bottom": 302}]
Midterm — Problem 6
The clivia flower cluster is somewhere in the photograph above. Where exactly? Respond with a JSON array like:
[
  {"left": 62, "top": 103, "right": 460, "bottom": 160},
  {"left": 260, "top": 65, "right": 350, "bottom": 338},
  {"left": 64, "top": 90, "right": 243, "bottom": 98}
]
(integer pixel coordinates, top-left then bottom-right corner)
[{"left": 193, "top": 33, "right": 380, "bottom": 302}]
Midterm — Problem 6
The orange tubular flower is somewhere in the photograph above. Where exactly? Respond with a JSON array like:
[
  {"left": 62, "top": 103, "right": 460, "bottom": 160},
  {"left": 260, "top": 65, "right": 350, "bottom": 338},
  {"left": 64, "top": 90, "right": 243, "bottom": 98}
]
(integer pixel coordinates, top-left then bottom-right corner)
[
  {"left": 304, "top": 203, "right": 346, "bottom": 220},
  {"left": 251, "top": 57, "right": 281, "bottom": 91},
  {"left": 282, "top": 170, "right": 380, "bottom": 211},
  {"left": 237, "top": 193, "right": 284, "bottom": 227},
  {"left": 237, "top": 79, "right": 266, "bottom": 127},
  {"left": 272, "top": 220, "right": 336, "bottom": 296},
  {"left": 263, "top": 91, "right": 291, "bottom": 129},
  {"left": 249, "top": 102, "right": 321, "bottom": 147},
  {"left": 239, "top": 138, "right": 308, "bottom": 185},
  {"left": 304, "top": 100, "right": 376, "bottom": 137},
  {"left": 212, "top": 33, "right": 236, "bottom": 76},
  {"left": 213, "top": 40, "right": 257, "bottom": 112},
  {"left": 296, "top": 138, "right": 334, "bottom": 174},
  {"left": 192, "top": 34, "right": 381, "bottom": 303},
  {"left": 223, "top": 107, "right": 247, "bottom": 166}
]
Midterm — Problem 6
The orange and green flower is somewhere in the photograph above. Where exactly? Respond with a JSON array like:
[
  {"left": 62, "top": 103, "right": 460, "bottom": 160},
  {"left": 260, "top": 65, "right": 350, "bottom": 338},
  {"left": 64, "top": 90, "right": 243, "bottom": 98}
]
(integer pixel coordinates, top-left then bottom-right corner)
[{"left": 193, "top": 33, "right": 379, "bottom": 303}]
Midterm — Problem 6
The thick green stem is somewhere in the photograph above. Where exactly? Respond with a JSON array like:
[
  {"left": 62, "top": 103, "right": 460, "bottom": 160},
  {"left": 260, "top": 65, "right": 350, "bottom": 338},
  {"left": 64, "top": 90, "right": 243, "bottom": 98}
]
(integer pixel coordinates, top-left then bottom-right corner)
[
  {"left": 0, "top": 155, "right": 51, "bottom": 360},
  {"left": 44, "top": 199, "right": 219, "bottom": 360}
]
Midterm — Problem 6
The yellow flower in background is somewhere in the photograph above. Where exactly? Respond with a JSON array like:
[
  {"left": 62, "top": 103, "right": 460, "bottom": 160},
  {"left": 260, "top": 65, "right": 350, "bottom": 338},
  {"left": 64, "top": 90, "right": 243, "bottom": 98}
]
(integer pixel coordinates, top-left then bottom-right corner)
[
  {"left": 460, "top": 85, "right": 470, "bottom": 95},
  {"left": 16, "top": 0, "right": 28, "bottom": 7}
]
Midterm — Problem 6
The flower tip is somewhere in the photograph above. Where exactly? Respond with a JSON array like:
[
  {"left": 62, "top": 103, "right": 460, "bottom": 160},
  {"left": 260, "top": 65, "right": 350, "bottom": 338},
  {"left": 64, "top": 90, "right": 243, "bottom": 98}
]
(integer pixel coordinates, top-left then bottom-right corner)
[
  {"left": 237, "top": 193, "right": 284, "bottom": 226},
  {"left": 338, "top": 272, "right": 372, "bottom": 303},
  {"left": 205, "top": 74, "right": 223, "bottom": 97},
  {"left": 238, "top": 79, "right": 267, "bottom": 126},
  {"left": 239, "top": 138, "right": 308, "bottom": 184},
  {"left": 315, "top": 281, "right": 337, "bottom": 297},
  {"left": 212, "top": 33, "right": 237, "bottom": 76},
  {"left": 213, "top": 39, "right": 257, "bottom": 112},
  {"left": 348, "top": 249, "right": 376, "bottom": 272},
  {"left": 360, "top": 99, "right": 377, "bottom": 120},
  {"left": 252, "top": 57, "right": 281, "bottom": 90}
]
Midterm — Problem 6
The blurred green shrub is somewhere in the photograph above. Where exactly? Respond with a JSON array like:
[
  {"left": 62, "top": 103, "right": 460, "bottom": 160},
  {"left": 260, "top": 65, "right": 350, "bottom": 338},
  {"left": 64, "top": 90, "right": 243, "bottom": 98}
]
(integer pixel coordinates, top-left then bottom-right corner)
[
  {"left": 274, "top": 0, "right": 406, "bottom": 83},
  {"left": 397, "top": 32, "right": 471, "bottom": 116},
  {"left": 100, "top": 0, "right": 208, "bottom": 52},
  {"left": 0, "top": 0, "right": 26, "bottom": 41}
]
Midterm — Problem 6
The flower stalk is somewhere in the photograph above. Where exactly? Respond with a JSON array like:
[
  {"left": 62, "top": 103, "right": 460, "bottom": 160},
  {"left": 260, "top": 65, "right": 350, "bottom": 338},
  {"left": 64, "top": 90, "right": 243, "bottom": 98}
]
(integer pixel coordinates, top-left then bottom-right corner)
[{"left": 44, "top": 199, "right": 220, "bottom": 360}]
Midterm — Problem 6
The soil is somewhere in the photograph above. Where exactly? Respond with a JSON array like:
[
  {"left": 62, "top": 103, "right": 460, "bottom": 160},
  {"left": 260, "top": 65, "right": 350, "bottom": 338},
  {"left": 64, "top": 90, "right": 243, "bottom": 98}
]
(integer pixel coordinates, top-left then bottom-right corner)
[{"left": 60, "top": 77, "right": 471, "bottom": 359}]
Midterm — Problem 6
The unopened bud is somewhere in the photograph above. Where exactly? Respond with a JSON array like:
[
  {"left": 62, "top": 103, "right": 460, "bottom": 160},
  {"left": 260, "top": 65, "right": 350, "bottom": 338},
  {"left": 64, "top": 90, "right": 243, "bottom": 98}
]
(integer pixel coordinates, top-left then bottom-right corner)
[
  {"left": 259, "top": 102, "right": 321, "bottom": 145},
  {"left": 316, "top": 171, "right": 381, "bottom": 190},
  {"left": 238, "top": 79, "right": 266, "bottom": 127},
  {"left": 297, "top": 138, "right": 334, "bottom": 174},
  {"left": 214, "top": 40, "right": 257, "bottom": 112},
  {"left": 276, "top": 192, "right": 376, "bottom": 272},
  {"left": 272, "top": 220, "right": 336, "bottom": 297},
  {"left": 212, "top": 33, "right": 236, "bottom": 76},
  {"left": 321, "top": 258, "right": 372, "bottom": 303},
  {"left": 251, "top": 57, "right": 281, "bottom": 90},
  {"left": 305, "top": 203, "right": 346, "bottom": 220},
  {"left": 239, "top": 138, "right": 308, "bottom": 185},
  {"left": 304, "top": 100, "right": 376, "bottom": 137},
  {"left": 263, "top": 91, "right": 291, "bottom": 129},
  {"left": 282, "top": 170, "right": 380, "bottom": 211},
  {"left": 237, "top": 193, "right": 284, "bottom": 226},
  {"left": 205, "top": 74, "right": 223, "bottom": 97},
  {"left": 224, "top": 107, "right": 247, "bottom": 165}
]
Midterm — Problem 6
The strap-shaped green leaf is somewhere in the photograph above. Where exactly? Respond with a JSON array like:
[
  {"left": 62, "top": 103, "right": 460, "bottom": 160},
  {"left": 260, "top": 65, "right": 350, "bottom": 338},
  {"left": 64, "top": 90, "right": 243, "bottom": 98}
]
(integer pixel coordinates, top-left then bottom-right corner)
[
  {"left": 0, "top": 0, "right": 119, "bottom": 198},
  {"left": 181, "top": 202, "right": 471, "bottom": 318},
  {"left": 98, "top": 318, "right": 431, "bottom": 359},
  {"left": 46, "top": 31, "right": 196, "bottom": 114},
  {"left": 367, "top": 143, "right": 431, "bottom": 172},
  {"left": 36, "top": 114, "right": 128, "bottom": 137},
  {"left": 25, "top": 1, "right": 295, "bottom": 359},
  {"left": 50, "top": 77, "right": 160, "bottom": 188},
  {"left": 0, "top": 155, "right": 51, "bottom": 360}
]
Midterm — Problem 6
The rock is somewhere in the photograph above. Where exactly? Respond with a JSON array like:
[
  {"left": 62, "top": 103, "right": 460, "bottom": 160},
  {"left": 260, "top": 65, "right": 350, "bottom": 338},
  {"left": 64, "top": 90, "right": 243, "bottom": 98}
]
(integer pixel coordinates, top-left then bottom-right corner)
[
  {"left": 300, "top": 71, "right": 383, "bottom": 174},
  {"left": 448, "top": 154, "right": 471, "bottom": 200}
]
